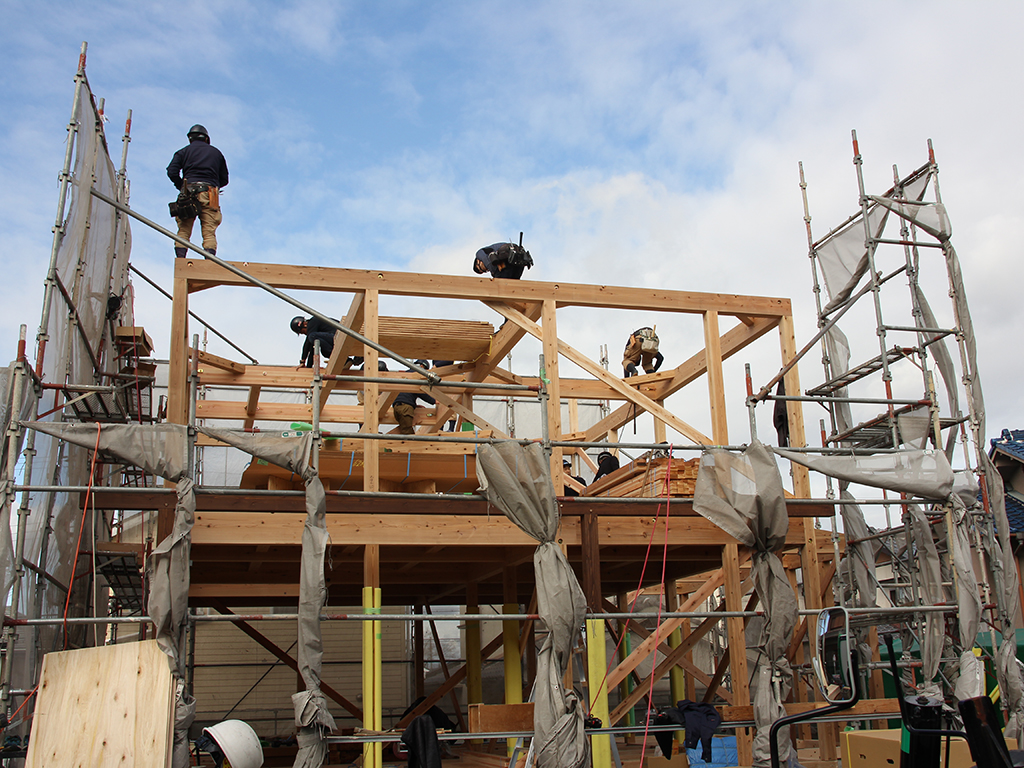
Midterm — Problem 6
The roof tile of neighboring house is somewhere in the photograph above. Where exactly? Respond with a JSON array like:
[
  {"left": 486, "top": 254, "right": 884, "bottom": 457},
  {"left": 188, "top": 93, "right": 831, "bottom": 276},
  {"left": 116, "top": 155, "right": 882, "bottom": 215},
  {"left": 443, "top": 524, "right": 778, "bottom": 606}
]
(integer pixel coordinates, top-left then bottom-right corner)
[
  {"left": 1006, "top": 491, "right": 1024, "bottom": 535},
  {"left": 990, "top": 429, "right": 1024, "bottom": 463}
]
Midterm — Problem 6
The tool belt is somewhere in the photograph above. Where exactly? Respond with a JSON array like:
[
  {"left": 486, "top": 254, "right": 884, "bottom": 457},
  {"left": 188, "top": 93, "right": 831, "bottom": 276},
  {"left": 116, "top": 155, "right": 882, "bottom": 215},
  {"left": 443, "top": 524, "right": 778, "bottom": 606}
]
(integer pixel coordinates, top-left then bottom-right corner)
[{"left": 186, "top": 182, "right": 212, "bottom": 192}]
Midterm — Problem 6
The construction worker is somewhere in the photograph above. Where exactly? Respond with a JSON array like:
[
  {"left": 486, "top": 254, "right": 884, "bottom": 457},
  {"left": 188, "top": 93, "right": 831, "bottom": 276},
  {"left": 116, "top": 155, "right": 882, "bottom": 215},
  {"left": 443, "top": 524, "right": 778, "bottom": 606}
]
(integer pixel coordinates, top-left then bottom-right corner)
[
  {"left": 592, "top": 451, "right": 620, "bottom": 482},
  {"left": 392, "top": 361, "right": 435, "bottom": 434},
  {"left": 622, "top": 327, "right": 663, "bottom": 377},
  {"left": 562, "top": 458, "right": 587, "bottom": 497},
  {"left": 473, "top": 241, "right": 533, "bottom": 279},
  {"left": 290, "top": 316, "right": 338, "bottom": 367},
  {"left": 166, "top": 124, "right": 229, "bottom": 257}
]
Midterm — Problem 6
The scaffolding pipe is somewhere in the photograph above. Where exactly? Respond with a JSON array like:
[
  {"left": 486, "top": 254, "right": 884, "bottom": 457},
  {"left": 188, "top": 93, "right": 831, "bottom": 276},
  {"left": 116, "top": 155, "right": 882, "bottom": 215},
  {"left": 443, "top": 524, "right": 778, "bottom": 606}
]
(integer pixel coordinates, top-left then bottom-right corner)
[
  {"left": 127, "top": 263, "right": 258, "bottom": 364},
  {"left": 87, "top": 187, "right": 439, "bottom": 387}
]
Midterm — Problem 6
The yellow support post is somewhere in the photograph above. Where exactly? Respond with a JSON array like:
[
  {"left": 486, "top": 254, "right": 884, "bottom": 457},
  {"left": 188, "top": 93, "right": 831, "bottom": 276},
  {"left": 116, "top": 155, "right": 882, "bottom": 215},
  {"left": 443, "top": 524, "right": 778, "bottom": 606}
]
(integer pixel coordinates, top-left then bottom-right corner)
[
  {"left": 362, "top": 585, "right": 382, "bottom": 768},
  {"left": 666, "top": 580, "right": 685, "bottom": 746},
  {"left": 503, "top": 602, "right": 523, "bottom": 755},
  {"left": 587, "top": 619, "right": 612, "bottom": 768}
]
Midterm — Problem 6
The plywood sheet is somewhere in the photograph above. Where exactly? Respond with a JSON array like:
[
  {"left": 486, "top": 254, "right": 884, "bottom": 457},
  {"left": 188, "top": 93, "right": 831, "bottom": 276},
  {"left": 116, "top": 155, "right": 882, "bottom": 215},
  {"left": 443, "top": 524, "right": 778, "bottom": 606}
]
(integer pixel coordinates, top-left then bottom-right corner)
[{"left": 25, "top": 640, "right": 174, "bottom": 768}]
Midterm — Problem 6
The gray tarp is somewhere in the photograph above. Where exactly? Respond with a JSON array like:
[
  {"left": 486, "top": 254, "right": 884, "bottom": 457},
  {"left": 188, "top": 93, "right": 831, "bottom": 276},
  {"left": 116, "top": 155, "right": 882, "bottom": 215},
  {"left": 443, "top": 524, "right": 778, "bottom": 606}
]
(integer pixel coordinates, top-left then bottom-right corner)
[
  {"left": 692, "top": 442, "right": 798, "bottom": 768},
  {"left": 200, "top": 428, "right": 335, "bottom": 768},
  {"left": 475, "top": 441, "right": 590, "bottom": 768},
  {"left": 24, "top": 421, "right": 195, "bottom": 768}
]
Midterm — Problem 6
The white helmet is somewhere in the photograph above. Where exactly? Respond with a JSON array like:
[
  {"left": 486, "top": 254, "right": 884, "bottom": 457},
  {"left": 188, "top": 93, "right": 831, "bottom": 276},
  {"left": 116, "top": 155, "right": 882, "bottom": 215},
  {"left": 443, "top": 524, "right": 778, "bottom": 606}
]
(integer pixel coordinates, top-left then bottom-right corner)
[{"left": 203, "top": 720, "right": 264, "bottom": 768}]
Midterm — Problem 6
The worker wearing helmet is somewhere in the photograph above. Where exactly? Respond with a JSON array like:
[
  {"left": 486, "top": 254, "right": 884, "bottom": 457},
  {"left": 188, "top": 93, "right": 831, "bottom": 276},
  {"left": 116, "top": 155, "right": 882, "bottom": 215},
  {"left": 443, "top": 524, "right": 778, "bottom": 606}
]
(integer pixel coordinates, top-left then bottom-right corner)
[
  {"left": 166, "top": 124, "right": 229, "bottom": 258},
  {"left": 622, "top": 327, "right": 663, "bottom": 377},
  {"left": 290, "top": 315, "right": 339, "bottom": 367}
]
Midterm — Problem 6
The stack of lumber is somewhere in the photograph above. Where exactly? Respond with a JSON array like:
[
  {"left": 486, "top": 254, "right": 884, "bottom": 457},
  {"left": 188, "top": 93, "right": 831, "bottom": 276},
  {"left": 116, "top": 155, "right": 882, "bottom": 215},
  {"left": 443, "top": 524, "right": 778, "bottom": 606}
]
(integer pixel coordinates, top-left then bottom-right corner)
[
  {"left": 361, "top": 316, "right": 495, "bottom": 362},
  {"left": 584, "top": 455, "right": 699, "bottom": 498}
]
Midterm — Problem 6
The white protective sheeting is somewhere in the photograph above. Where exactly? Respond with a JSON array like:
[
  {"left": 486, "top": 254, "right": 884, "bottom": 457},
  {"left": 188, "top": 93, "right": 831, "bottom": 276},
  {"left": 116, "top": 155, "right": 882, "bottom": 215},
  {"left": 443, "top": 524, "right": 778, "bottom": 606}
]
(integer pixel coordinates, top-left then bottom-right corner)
[
  {"left": 475, "top": 441, "right": 590, "bottom": 768},
  {"left": 775, "top": 448, "right": 954, "bottom": 500},
  {"left": 18, "top": 78, "right": 131, "bottom": 672},
  {"left": 817, "top": 206, "right": 888, "bottom": 315},
  {"left": 691, "top": 442, "right": 797, "bottom": 768}
]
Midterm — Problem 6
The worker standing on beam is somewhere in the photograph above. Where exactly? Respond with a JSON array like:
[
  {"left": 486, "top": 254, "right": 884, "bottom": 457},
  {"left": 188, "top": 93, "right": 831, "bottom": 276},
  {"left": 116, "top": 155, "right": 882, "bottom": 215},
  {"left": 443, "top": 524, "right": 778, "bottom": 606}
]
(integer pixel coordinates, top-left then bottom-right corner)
[
  {"left": 622, "top": 326, "right": 663, "bottom": 377},
  {"left": 166, "top": 124, "right": 229, "bottom": 257}
]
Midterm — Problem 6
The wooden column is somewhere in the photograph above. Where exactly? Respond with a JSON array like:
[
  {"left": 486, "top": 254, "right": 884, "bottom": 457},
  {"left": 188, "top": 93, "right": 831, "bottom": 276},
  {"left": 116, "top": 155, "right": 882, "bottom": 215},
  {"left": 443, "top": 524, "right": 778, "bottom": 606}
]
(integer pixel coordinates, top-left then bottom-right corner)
[
  {"left": 363, "top": 544, "right": 381, "bottom": 768},
  {"left": 541, "top": 299, "right": 563, "bottom": 486},
  {"left": 466, "top": 582, "right": 483, "bottom": 709},
  {"left": 363, "top": 289, "right": 379, "bottom": 492},
  {"left": 414, "top": 603, "right": 425, "bottom": 700},
  {"left": 167, "top": 271, "right": 189, "bottom": 426},
  {"left": 587, "top": 617, "right": 612, "bottom": 768},
  {"left": 723, "top": 542, "right": 752, "bottom": 766},
  {"left": 503, "top": 566, "right": 522, "bottom": 756},
  {"left": 703, "top": 310, "right": 728, "bottom": 442},
  {"left": 665, "top": 580, "right": 685, "bottom": 728},
  {"left": 616, "top": 593, "right": 636, "bottom": 741}
]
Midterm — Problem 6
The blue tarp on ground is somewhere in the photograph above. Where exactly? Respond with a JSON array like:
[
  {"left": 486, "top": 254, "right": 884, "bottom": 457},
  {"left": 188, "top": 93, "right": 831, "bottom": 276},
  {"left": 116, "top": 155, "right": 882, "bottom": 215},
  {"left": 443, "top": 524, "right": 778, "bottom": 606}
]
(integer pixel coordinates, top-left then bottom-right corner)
[{"left": 686, "top": 735, "right": 737, "bottom": 767}]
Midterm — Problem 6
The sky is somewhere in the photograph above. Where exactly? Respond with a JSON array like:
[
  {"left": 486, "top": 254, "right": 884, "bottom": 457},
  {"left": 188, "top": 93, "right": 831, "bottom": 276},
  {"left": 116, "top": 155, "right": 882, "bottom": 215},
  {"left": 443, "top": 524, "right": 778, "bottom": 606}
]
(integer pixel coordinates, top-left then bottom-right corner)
[{"left": 1, "top": 1, "right": 1022, "bottom": 518}]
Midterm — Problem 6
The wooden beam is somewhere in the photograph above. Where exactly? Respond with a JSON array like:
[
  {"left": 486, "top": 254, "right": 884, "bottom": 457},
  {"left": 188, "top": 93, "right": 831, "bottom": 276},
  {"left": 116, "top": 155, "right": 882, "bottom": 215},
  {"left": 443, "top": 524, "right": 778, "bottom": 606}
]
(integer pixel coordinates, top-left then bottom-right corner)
[
  {"left": 193, "top": 349, "right": 245, "bottom": 374},
  {"left": 242, "top": 385, "right": 261, "bottom": 431},
  {"left": 178, "top": 259, "right": 792, "bottom": 317}
]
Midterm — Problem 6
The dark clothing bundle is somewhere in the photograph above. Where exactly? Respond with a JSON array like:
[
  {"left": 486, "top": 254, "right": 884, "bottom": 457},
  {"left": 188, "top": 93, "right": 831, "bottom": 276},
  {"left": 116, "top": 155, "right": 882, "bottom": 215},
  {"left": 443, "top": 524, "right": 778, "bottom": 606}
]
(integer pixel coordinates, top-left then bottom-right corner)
[
  {"left": 300, "top": 316, "right": 338, "bottom": 366},
  {"left": 400, "top": 714, "right": 442, "bottom": 768},
  {"left": 653, "top": 700, "right": 722, "bottom": 761},
  {"left": 166, "top": 139, "right": 229, "bottom": 189}
]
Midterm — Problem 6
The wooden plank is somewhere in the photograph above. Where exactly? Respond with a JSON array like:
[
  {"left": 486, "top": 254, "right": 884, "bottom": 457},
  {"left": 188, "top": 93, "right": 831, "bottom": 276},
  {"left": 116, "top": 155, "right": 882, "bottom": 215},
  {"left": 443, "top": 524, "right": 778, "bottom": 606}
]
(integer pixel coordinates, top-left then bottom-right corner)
[
  {"left": 703, "top": 310, "right": 728, "bottom": 443},
  {"left": 468, "top": 702, "right": 534, "bottom": 733},
  {"left": 25, "top": 640, "right": 174, "bottom": 768},
  {"left": 242, "top": 385, "right": 261, "bottom": 431}
]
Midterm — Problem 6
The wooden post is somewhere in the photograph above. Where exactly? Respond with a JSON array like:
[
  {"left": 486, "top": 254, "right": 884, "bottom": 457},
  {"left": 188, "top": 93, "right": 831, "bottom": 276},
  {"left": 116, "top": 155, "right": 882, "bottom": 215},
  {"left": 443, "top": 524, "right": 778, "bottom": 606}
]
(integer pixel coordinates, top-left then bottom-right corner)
[
  {"left": 723, "top": 542, "right": 752, "bottom": 766},
  {"left": 414, "top": 602, "right": 425, "bottom": 700},
  {"left": 703, "top": 310, "right": 728, "bottom": 443},
  {"left": 363, "top": 289, "right": 380, "bottom": 493},
  {"left": 503, "top": 566, "right": 522, "bottom": 756},
  {"left": 466, "top": 582, "right": 483, "bottom": 709},
  {"left": 617, "top": 593, "right": 636, "bottom": 742},
  {"left": 665, "top": 579, "right": 685, "bottom": 743},
  {"left": 542, "top": 299, "right": 564, "bottom": 484}
]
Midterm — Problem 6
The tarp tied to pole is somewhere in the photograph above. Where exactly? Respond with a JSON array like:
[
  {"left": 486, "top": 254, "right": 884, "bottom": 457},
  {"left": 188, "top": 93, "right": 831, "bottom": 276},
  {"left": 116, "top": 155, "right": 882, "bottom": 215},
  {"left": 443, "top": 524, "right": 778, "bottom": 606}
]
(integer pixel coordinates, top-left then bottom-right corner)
[
  {"left": 24, "top": 421, "right": 196, "bottom": 768},
  {"left": 476, "top": 441, "right": 590, "bottom": 768},
  {"left": 200, "top": 428, "right": 335, "bottom": 768},
  {"left": 691, "top": 442, "right": 798, "bottom": 768}
]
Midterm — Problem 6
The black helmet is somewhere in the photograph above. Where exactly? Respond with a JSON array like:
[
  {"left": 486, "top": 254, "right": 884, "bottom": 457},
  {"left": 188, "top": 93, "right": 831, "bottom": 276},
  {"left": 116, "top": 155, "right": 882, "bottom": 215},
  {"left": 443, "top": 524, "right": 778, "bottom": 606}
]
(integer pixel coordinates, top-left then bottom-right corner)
[
  {"left": 187, "top": 124, "right": 209, "bottom": 141},
  {"left": 289, "top": 316, "right": 306, "bottom": 334}
]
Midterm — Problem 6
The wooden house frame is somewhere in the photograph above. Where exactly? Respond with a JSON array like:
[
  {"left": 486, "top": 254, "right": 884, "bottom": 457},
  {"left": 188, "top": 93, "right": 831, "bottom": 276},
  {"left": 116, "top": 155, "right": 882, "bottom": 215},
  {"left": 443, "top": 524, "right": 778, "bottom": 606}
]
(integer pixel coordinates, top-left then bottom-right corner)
[{"left": 86, "top": 256, "right": 869, "bottom": 766}]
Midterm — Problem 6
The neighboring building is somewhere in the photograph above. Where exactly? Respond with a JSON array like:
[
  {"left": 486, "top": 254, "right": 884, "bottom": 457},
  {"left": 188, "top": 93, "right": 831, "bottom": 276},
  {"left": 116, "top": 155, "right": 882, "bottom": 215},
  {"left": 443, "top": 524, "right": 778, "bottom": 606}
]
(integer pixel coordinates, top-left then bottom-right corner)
[{"left": 990, "top": 429, "right": 1024, "bottom": 626}]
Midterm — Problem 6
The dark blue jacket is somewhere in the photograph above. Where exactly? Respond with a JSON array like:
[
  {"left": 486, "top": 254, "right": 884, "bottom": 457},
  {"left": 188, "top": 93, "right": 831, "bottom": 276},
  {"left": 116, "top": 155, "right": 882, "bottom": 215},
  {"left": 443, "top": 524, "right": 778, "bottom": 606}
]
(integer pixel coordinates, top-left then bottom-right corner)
[
  {"left": 300, "top": 317, "right": 337, "bottom": 367},
  {"left": 167, "top": 139, "right": 229, "bottom": 189},
  {"left": 394, "top": 390, "right": 435, "bottom": 408}
]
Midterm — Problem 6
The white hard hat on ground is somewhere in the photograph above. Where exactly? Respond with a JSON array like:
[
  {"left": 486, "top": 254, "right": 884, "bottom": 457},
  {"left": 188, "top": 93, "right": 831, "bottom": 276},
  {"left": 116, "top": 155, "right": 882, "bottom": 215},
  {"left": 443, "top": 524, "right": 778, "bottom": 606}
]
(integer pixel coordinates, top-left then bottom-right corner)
[{"left": 203, "top": 720, "right": 264, "bottom": 768}]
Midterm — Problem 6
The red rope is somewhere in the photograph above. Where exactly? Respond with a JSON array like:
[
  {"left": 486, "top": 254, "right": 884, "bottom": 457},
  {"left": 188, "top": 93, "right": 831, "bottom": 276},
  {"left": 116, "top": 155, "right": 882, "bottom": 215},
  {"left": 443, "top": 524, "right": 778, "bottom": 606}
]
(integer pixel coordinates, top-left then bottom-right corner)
[
  {"left": 585, "top": 447, "right": 676, "bottom": 763},
  {"left": 61, "top": 423, "right": 102, "bottom": 648}
]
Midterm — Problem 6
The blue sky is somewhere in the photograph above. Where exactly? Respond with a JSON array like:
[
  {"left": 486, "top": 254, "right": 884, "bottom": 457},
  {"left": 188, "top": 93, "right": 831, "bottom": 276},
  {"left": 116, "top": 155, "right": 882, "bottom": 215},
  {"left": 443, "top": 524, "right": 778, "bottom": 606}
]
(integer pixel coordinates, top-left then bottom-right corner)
[{"left": 2, "top": 1, "right": 1023, "bottom": 498}]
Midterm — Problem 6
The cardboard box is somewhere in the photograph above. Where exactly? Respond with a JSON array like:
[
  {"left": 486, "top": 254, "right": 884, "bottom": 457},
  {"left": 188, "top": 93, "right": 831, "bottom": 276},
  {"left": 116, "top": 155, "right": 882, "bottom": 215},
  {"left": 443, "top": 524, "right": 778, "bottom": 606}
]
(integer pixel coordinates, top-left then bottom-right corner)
[{"left": 842, "top": 728, "right": 1017, "bottom": 768}]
